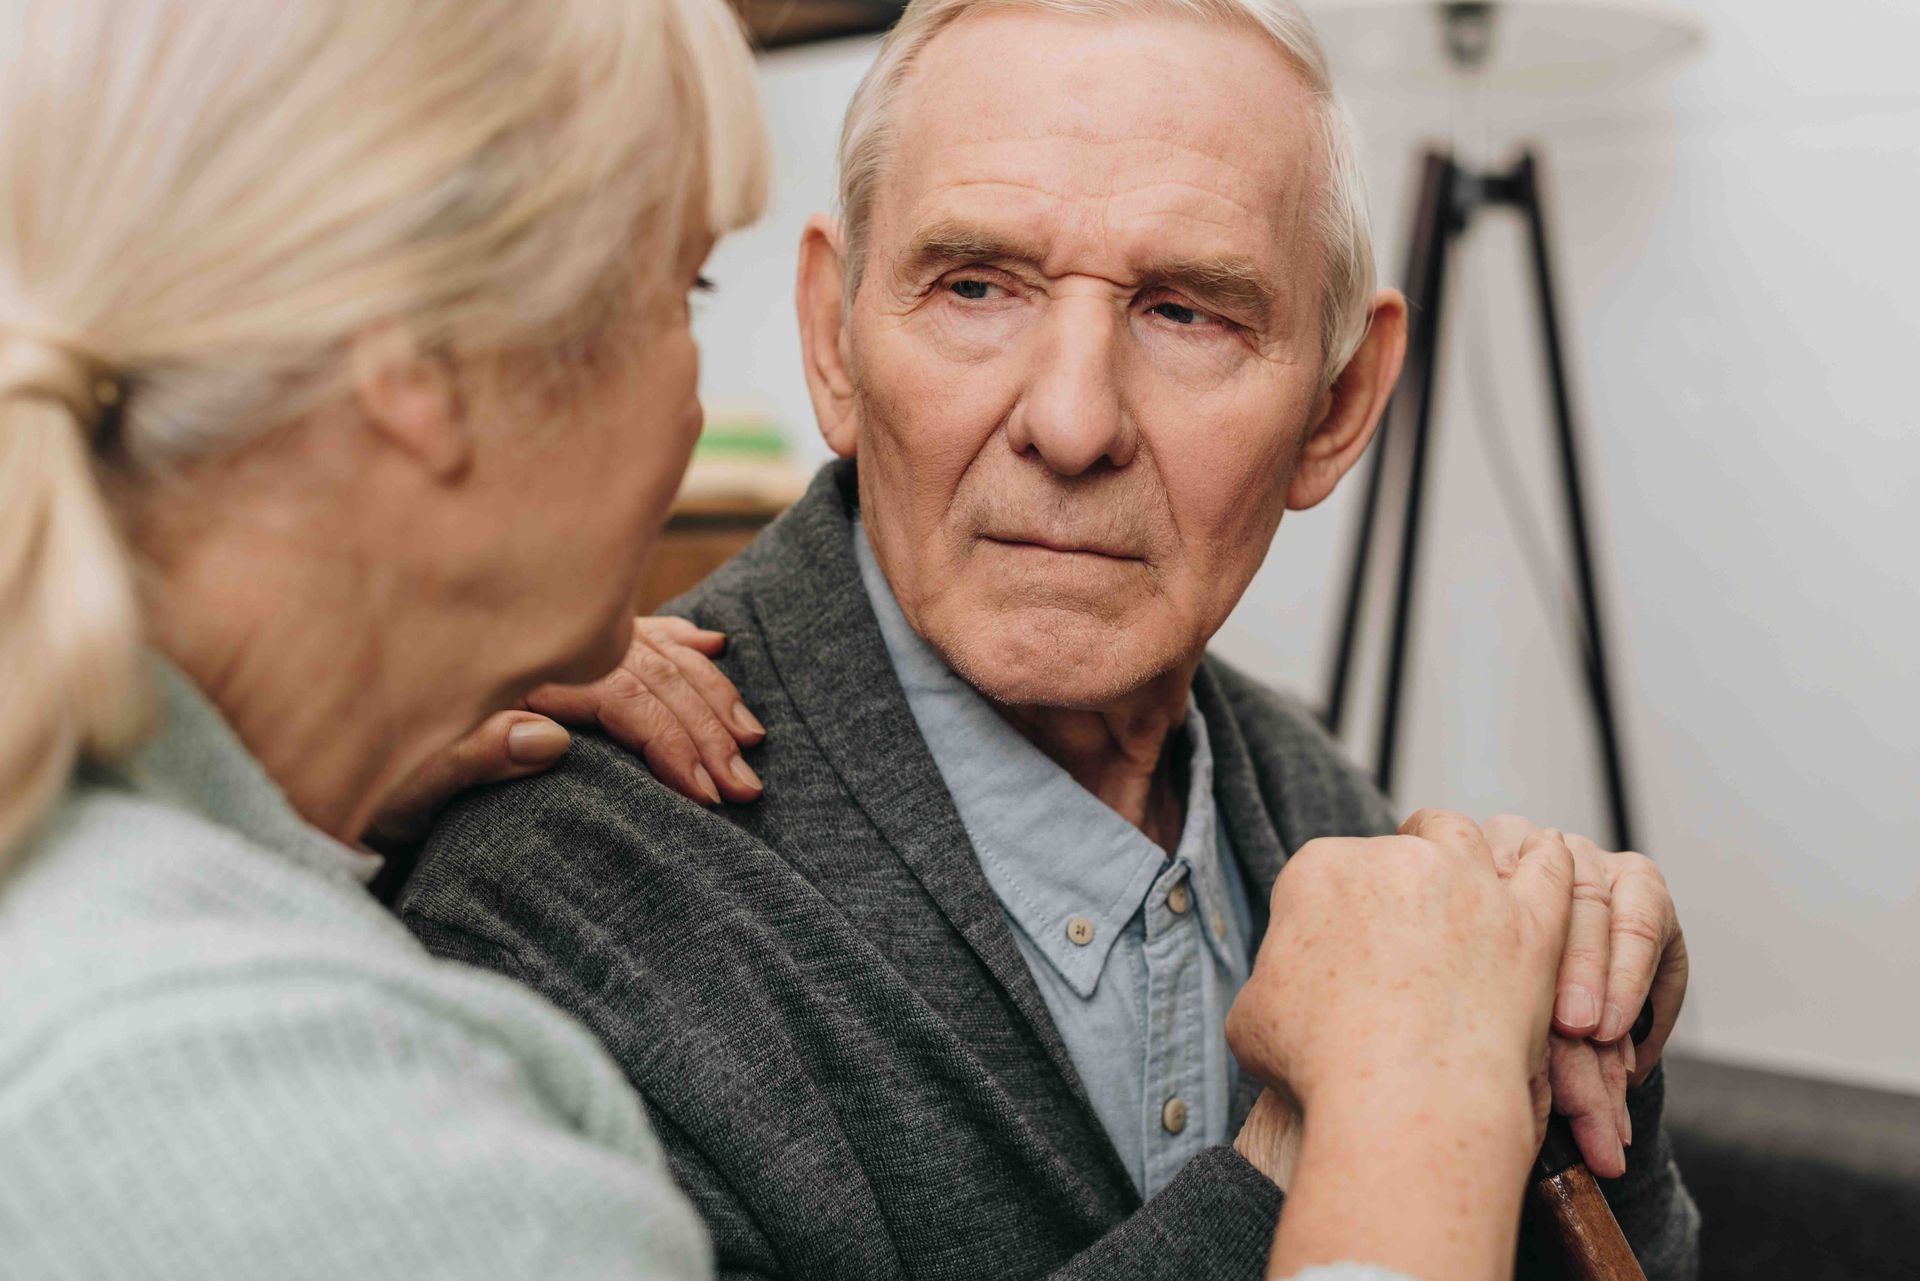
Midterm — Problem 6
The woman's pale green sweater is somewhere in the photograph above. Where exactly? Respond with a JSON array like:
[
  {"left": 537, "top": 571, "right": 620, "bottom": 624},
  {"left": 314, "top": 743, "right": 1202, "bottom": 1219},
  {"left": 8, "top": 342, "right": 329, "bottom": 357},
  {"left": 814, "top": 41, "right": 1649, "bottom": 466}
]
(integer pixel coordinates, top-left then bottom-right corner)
[{"left": 0, "top": 666, "right": 710, "bottom": 1280}]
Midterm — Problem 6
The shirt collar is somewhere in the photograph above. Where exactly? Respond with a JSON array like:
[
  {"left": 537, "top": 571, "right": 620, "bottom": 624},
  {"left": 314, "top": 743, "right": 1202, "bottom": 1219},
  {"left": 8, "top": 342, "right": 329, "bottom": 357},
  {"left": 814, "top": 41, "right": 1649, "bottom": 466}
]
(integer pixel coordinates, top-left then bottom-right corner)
[
  {"left": 854, "top": 517, "right": 1227, "bottom": 996},
  {"left": 114, "top": 659, "right": 382, "bottom": 887}
]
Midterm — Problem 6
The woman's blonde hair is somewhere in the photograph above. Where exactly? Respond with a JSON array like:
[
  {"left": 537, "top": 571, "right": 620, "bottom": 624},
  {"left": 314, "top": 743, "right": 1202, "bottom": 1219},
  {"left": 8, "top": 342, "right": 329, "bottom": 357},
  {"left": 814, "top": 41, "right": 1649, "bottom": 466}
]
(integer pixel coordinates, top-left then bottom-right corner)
[
  {"left": 0, "top": 0, "right": 767, "bottom": 862},
  {"left": 836, "top": 0, "right": 1373, "bottom": 385}
]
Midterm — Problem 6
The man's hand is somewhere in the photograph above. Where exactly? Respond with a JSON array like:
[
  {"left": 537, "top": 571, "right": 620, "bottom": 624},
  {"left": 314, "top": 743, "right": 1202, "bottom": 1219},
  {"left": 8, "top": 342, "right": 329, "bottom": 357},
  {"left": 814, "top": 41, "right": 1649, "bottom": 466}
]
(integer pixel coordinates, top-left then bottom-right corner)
[
  {"left": 1234, "top": 1089, "right": 1305, "bottom": 1191},
  {"left": 1482, "top": 813, "right": 1689, "bottom": 1179},
  {"left": 366, "top": 617, "right": 765, "bottom": 850}
]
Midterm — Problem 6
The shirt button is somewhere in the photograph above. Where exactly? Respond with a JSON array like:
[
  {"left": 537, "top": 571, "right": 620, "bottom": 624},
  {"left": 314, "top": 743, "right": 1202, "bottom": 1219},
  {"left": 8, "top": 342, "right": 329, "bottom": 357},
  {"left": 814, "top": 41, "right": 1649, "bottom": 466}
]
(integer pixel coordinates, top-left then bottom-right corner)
[
  {"left": 1210, "top": 909, "right": 1227, "bottom": 940},
  {"left": 1161, "top": 1096, "right": 1189, "bottom": 1134},
  {"left": 1167, "top": 883, "right": 1191, "bottom": 915},
  {"left": 1065, "top": 916, "right": 1096, "bottom": 946}
]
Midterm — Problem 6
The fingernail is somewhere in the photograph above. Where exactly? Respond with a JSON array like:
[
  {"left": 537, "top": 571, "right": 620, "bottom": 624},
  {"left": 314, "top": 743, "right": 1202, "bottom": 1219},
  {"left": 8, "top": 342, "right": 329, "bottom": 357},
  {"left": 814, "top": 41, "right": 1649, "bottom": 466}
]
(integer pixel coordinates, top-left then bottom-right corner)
[
  {"left": 1556, "top": 985, "right": 1599, "bottom": 1030},
  {"left": 1621, "top": 1101, "right": 1634, "bottom": 1148},
  {"left": 732, "top": 702, "right": 765, "bottom": 737},
  {"left": 506, "top": 721, "right": 570, "bottom": 765},
  {"left": 694, "top": 764, "right": 722, "bottom": 806},
  {"left": 1598, "top": 1003, "right": 1629, "bottom": 1043},
  {"left": 730, "top": 756, "right": 762, "bottom": 791},
  {"left": 1613, "top": 1132, "right": 1627, "bottom": 1175}
]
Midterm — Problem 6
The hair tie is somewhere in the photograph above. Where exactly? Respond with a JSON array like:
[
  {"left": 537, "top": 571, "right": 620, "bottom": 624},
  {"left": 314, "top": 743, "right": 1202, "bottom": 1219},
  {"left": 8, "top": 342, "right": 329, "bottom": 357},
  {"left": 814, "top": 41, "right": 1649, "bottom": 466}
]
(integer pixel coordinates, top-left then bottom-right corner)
[{"left": 0, "top": 331, "right": 125, "bottom": 437}]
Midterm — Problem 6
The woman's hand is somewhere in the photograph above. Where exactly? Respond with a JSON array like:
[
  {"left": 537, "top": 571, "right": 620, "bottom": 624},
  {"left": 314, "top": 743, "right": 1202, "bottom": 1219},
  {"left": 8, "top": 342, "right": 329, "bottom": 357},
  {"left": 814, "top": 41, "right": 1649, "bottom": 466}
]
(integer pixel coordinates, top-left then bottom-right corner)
[
  {"left": 1228, "top": 809, "right": 1574, "bottom": 1113},
  {"left": 366, "top": 617, "right": 764, "bottom": 850},
  {"left": 1228, "top": 809, "right": 1576, "bottom": 1281}
]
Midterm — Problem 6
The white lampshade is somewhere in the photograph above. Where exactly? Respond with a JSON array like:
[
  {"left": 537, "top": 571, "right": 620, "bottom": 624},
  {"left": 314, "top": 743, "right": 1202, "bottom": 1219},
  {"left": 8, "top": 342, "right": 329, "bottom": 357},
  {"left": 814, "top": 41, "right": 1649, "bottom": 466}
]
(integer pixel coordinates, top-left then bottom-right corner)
[{"left": 1305, "top": 0, "right": 1707, "bottom": 93}]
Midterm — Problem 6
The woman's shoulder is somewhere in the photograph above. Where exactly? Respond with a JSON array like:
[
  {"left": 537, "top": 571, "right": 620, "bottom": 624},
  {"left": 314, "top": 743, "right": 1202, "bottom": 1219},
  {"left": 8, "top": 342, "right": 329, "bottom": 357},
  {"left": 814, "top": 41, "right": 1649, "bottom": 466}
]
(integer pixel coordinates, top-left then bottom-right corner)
[
  {"left": 3, "top": 777, "right": 402, "bottom": 1009},
  {"left": 2, "top": 775, "right": 628, "bottom": 1107},
  {"left": 0, "top": 777, "right": 706, "bottom": 1279}
]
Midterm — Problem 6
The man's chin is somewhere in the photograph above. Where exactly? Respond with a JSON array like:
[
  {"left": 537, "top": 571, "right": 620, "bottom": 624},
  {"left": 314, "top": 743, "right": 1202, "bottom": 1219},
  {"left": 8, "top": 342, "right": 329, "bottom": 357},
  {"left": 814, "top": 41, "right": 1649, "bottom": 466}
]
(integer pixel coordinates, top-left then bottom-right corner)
[{"left": 937, "top": 614, "right": 1181, "bottom": 711}]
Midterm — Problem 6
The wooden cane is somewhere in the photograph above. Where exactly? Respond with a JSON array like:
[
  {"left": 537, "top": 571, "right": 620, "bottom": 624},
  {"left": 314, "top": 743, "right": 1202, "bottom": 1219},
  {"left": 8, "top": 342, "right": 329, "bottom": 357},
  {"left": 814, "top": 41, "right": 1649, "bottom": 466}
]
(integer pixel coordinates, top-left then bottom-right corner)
[{"left": 1528, "top": 1002, "right": 1656, "bottom": 1281}]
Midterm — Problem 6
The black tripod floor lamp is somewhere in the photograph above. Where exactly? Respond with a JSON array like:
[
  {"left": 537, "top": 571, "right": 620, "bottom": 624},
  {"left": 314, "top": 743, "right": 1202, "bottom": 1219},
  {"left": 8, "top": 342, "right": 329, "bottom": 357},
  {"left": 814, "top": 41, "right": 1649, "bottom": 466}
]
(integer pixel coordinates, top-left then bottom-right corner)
[{"left": 1308, "top": 0, "right": 1705, "bottom": 852}]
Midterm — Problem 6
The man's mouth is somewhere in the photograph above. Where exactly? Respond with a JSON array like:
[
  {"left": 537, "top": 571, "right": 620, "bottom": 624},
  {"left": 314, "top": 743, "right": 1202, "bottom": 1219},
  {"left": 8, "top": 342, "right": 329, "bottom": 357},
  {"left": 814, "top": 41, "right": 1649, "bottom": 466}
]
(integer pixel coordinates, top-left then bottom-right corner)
[{"left": 981, "top": 533, "right": 1144, "bottom": 562}]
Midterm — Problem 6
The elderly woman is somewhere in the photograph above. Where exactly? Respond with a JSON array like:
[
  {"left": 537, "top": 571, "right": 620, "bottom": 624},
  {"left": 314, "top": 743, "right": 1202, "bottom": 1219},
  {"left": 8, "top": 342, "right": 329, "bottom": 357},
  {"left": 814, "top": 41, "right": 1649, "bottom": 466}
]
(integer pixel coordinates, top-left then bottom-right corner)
[
  {"left": 0, "top": 1, "right": 1598, "bottom": 1279},
  {"left": 0, "top": 0, "right": 764, "bottom": 1275}
]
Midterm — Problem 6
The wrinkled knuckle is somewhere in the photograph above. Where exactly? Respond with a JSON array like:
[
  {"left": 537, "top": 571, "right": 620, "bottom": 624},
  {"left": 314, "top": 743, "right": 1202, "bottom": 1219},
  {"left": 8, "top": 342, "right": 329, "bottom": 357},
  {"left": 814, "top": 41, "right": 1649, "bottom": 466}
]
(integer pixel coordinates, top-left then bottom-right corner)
[
  {"left": 1563, "top": 940, "right": 1610, "bottom": 970},
  {"left": 629, "top": 646, "right": 680, "bottom": 686},
  {"left": 599, "top": 665, "right": 647, "bottom": 703},
  {"left": 691, "top": 717, "right": 738, "bottom": 757},
  {"left": 654, "top": 726, "right": 700, "bottom": 762},
  {"left": 1570, "top": 879, "right": 1614, "bottom": 908},
  {"left": 1612, "top": 904, "right": 1668, "bottom": 948}
]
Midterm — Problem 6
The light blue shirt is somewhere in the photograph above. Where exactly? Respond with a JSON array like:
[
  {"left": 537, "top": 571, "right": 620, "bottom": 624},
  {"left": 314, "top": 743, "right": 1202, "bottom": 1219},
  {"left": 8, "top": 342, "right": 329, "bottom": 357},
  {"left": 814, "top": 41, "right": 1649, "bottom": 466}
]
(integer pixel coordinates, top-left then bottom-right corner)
[{"left": 855, "top": 521, "right": 1254, "bottom": 1198}]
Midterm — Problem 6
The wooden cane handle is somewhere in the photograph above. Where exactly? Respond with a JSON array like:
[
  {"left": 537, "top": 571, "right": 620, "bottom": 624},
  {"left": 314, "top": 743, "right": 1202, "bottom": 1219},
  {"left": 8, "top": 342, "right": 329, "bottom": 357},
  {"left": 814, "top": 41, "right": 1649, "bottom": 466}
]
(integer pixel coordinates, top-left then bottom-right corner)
[{"left": 1531, "top": 1163, "right": 1647, "bottom": 1281}]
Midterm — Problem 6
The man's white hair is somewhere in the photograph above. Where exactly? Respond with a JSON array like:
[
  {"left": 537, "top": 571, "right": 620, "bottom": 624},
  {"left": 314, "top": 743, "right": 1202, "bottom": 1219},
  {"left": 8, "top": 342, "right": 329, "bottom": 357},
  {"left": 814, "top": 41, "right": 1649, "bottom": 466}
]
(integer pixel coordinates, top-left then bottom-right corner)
[{"left": 836, "top": 0, "right": 1376, "bottom": 384}]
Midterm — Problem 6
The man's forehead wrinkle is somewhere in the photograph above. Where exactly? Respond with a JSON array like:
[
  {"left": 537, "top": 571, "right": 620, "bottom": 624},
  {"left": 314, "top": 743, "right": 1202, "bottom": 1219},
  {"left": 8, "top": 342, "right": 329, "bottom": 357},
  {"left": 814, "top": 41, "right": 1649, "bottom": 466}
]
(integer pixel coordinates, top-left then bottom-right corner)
[
  {"left": 882, "top": 119, "right": 1310, "bottom": 253},
  {"left": 891, "top": 168, "right": 1290, "bottom": 258}
]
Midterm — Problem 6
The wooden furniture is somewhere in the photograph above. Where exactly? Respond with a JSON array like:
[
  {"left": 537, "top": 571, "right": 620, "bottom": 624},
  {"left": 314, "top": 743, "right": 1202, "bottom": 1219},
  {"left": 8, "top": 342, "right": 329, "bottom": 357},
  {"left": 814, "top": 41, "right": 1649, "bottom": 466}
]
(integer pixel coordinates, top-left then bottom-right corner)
[
  {"left": 635, "top": 489, "right": 797, "bottom": 614},
  {"left": 731, "top": 0, "right": 900, "bottom": 47}
]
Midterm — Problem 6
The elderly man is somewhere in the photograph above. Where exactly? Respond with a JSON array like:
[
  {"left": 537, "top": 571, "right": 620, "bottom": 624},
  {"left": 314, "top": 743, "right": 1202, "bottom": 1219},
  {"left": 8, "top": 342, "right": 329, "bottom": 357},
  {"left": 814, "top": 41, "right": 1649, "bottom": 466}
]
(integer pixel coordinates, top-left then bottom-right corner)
[{"left": 403, "top": 1, "right": 1698, "bottom": 1277}]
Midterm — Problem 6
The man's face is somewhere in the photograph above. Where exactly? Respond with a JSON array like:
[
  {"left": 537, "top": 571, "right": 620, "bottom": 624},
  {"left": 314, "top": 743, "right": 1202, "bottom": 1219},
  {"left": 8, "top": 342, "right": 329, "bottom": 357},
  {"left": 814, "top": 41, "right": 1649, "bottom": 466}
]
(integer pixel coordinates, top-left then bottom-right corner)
[{"left": 841, "top": 11, "right": 1340, "bottom": 707}]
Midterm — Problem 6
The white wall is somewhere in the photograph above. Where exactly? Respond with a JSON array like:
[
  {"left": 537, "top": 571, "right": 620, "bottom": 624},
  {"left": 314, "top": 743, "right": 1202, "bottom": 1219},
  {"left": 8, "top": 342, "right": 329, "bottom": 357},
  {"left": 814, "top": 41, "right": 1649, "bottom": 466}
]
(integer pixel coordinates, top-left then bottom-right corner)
[{"left": 693, "top": 1, "right": 1920, "bottom": 1094}]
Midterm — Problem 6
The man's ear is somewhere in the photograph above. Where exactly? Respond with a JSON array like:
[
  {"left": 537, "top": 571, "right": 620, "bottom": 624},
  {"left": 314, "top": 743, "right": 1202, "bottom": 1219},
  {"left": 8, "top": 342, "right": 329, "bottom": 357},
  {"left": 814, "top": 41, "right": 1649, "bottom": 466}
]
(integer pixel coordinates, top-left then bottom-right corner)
[
  {"left": 1287, "top": 288, "right": 1408, "bottom": 511},
  {"left": 348, "top": 323, "right": 470, "bottom": 480},
  {"left": 795, "top": 212, "right": 859, "bottom": 459}
]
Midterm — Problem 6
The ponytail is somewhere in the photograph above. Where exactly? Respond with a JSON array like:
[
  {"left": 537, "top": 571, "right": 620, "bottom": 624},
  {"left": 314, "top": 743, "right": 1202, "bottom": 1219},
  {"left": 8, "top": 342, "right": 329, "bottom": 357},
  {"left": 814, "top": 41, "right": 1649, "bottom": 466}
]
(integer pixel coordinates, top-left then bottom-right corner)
[{"left": 0, "top": 337, "right": 149, "bottom": 865}]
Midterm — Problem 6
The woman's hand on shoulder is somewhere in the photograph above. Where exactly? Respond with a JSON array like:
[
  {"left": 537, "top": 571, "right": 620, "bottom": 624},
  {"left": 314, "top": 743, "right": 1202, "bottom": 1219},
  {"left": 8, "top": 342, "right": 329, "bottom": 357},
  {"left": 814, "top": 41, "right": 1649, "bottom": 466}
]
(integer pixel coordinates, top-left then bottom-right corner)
[{"left": 366, "top": 616, "right": 764, "bottom": 850}]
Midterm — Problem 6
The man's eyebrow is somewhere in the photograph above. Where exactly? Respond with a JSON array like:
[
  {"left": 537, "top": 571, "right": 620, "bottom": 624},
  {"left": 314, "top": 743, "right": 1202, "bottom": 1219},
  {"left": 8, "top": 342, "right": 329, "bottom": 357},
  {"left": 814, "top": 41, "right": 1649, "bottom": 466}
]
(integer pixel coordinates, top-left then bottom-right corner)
[
  {"left": 899, "top": 220, "right": 1281, "bottom": 328},
  {"left": 899, "top": 220, "right": 1046, "bottom": 273}
]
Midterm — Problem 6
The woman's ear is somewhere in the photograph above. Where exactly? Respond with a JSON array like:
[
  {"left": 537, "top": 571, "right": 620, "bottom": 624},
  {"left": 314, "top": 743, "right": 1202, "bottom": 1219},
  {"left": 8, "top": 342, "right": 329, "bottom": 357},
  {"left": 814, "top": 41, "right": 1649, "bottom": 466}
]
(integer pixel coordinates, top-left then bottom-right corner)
[
  {"left": 1287, "top": 288, "right": 1409, "bottom": 512},
  {"left": 795, "top": 213, "right": 859, "bottom": 459},
  {"left": 348, "top": 323, "right": 470, "bottom": 480}
]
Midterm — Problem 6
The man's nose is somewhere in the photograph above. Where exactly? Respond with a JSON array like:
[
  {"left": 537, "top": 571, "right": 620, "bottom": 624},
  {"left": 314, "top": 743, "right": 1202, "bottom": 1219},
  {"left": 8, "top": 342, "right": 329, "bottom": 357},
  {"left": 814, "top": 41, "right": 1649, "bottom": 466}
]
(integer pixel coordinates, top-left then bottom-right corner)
[{"left": 1005, "top": 295, "right": 1136, "bottom": 475}]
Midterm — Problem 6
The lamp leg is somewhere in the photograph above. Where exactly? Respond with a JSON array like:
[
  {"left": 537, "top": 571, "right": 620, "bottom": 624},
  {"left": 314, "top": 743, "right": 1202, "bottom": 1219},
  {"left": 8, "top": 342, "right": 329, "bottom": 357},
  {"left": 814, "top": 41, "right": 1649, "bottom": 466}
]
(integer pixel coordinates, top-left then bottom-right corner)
[
  {"left": 1323, "top": 150, "right": 1453, "bottom": 737},
  {"left": 1372, "top": 152, "right": 1462, "bottom": 795},
  {"left": 1513, "top": 150, "right": 1637, "bottom": 852}
]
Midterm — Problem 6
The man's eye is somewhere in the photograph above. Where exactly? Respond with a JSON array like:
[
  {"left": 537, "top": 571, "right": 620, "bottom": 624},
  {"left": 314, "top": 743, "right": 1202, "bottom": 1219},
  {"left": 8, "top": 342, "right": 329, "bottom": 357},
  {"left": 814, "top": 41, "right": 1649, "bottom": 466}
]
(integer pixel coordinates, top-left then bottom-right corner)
[
  {"left": 949, "top": 278, "right": 994, "bottom": 300},
  {"left": 1150, "top": 301, "right": 1204, "bottom": 325}
]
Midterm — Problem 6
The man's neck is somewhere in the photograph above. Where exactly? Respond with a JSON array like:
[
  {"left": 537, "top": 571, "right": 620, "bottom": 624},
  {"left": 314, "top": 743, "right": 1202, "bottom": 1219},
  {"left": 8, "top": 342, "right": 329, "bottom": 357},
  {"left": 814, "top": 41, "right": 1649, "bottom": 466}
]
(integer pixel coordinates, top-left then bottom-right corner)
[{"left": 994, "top": 659, "right": 1201, "bottom": 854}]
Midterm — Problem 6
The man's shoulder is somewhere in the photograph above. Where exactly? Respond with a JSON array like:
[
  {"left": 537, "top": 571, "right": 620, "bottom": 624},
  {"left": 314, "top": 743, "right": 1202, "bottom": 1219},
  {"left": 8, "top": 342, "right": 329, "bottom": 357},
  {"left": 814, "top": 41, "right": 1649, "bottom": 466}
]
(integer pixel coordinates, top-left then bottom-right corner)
[
  {"left": 401, "top": 732, "right": 773, "bottom": 954},
  {"left": 1199, "top": 651, "right": 1399, "bottom": 841}
]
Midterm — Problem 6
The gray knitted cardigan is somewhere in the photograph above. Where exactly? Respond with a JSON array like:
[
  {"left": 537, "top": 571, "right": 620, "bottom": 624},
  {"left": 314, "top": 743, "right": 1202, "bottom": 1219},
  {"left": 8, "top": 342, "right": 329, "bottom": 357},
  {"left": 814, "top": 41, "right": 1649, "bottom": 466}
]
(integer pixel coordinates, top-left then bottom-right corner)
[{"left": 404, "top": 460, "right": 1699, "bottom": 1281}]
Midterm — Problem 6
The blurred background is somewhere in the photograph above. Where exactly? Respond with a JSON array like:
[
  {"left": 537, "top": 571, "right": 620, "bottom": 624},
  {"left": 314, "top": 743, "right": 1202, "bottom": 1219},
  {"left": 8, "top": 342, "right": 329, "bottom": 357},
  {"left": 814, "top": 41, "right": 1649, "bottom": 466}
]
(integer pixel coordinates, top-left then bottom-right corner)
[{"left": 674, "top": 1, "right": 1917, "bottom": 1273}]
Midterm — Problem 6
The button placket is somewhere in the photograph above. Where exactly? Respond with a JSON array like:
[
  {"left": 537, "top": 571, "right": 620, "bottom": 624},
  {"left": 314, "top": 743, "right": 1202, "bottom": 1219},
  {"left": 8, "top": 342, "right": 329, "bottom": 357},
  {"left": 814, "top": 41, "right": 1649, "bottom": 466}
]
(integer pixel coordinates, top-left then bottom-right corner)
[{"left": 1140, "top": 891, "right": 1210, "bottom": 1194}]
